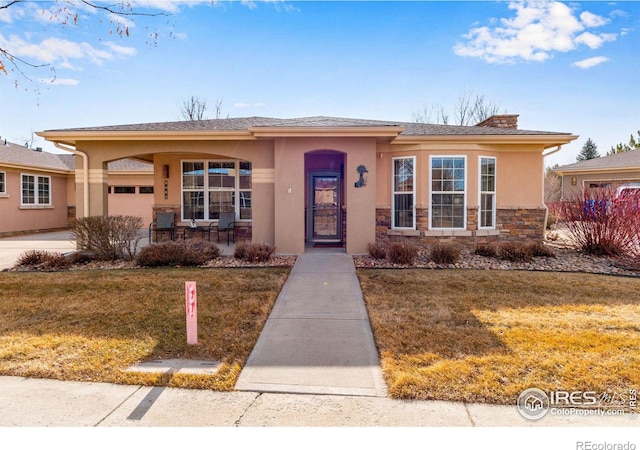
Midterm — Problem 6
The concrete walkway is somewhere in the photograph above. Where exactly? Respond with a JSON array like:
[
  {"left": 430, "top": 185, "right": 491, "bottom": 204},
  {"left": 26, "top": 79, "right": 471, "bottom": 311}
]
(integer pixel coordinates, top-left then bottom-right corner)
[{"left": 235, "top": 253, "right": 387, "bottom": 397}]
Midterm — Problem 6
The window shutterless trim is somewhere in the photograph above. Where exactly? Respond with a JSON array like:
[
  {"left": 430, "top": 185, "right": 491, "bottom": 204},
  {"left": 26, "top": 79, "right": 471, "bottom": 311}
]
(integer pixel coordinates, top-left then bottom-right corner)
[
  {"left": 478, "top": 156, "right": 497, "bottom": 230},
  {"left": 180, "top": 159, "right": 252, "bottom": 222},
  {"left": 20, "top": 173, "right": 51, "bottom": 206},
  {"left": 391, "top": 156, "right": 416, "bottom": 229},
  {"left": 428, "top": 155, "right": 467, "bottom": 230}
]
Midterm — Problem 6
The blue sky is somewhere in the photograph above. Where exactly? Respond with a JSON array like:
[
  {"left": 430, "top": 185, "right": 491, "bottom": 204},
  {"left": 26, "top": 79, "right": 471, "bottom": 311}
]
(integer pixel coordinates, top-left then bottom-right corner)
[{"left": 1, "top": 0, "right": 639, "bottom": 168}]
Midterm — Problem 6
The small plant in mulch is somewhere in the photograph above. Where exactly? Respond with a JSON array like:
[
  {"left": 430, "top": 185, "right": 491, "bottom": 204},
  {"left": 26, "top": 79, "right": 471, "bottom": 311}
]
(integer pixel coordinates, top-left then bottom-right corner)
[
  {"left": 497, "top": 242, "right": 533, "bottom": 262},
  {"left": 474, "top": 243, "right": 498, "bottom": 258},
  {"left": 386, "top": 240, "right": 418, "bottom": 265},
  {"left": 430, "top": 243, "right": 461, "bottom": 265},
  {"left": 525, "top": 241, "right": 556, "bottom": 258},
  {"left": 135, "top": 240, "right": 221, "bottom": 267},
  {"left": 367, "top": 241, "right": 388, "bottom": 260},
  {"left": 16, "top": 250, "right": 71, "bottom": 270},
  {"left": 233, "top": 241, "right": 276, "bottom": 263}
]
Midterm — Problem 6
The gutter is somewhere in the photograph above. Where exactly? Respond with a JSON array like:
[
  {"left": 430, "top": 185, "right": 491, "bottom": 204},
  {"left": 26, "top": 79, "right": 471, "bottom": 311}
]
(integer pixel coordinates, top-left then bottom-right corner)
[
  {"left": 53, "top": 142, "right": 89, "bottom": 218},
  {"left": 542, "top": 145, "right": 563, "bottom": 158}
]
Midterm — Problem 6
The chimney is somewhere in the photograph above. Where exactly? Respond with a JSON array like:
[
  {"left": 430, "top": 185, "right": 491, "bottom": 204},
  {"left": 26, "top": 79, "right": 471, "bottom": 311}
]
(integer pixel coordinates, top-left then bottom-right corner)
[{"left": 476, "top": 114, "right": 519, "bottom": 129}]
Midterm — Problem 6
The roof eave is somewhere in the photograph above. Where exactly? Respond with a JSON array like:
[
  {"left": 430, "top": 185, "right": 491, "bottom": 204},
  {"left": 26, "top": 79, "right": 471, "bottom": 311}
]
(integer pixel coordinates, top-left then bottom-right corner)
[
  {"left": 0, "top": 162, "right": 73, "bottom": 175},
  {"left": 392, "top": 134, "right": 579, "bottom": 148},
  {"left": 554, "top": 165, "right": 640, "bottom": 176},
  {"left": 36, "top": 130, "right": 256, "bottom": 145},
  {"left": 247, "top": 126, "right": 405, "bottom": 138}
]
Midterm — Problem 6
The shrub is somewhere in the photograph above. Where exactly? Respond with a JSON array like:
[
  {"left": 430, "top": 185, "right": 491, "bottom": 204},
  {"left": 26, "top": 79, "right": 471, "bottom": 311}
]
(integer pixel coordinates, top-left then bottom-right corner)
[
  {"left": 430, "top": 243, "right": 461, "bottom": 265},
  {"left": 386, "top": 240, "right": 418, "bottom": 265},
  {"left": 555, "top": 187, "right": 640, "bottom": 257},
  {"left": 66, "top": 251, "right": 96, "bottom": 265},
  {"left": 16, "top": 250, "right": 70, "bottom": 270},
  {"left": 234, "top": 241, "right": 276, "bottom": 263},
  {"left": 474, "top": 243, "right": 498, "bottom": 258},
  {"left": 367, "top": 241, "right": 387, "bottom": 260},
  {"left": 497, "top": 242, "right": 533, "bottom": 262},
  {"left": 135, "top": 240, "right": 221, "bottom": 267},
  {"left": 526, "top": 241, "right": 556, "bottom": 258},
  {"left": 71, "top": 215, "right": 143, "bottom": 261}
]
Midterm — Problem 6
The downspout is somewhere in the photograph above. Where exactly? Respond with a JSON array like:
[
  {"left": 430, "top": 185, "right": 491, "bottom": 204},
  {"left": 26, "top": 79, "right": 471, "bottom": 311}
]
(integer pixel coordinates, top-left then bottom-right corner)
[
  {"left": 54, "top": 142, "right": 89, "bottom": 218},
  {"left": 541, "top": 145, "right": 563, "bottom": 236}
]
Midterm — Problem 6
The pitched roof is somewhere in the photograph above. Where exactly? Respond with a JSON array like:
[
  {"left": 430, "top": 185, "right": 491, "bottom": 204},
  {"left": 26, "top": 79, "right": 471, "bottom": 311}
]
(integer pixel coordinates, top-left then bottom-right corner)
[
  {"left": 0, "top": 140, "right": 152, "bottom": 172},
  {"left": 42, "top": 115, "right": 572, "bottom": 137},
  {"left": 554, "top": 149, "right": 640, "bottom": 173},
  {"left": 0, "top": 140, "right": 71, "bottom": 171}
]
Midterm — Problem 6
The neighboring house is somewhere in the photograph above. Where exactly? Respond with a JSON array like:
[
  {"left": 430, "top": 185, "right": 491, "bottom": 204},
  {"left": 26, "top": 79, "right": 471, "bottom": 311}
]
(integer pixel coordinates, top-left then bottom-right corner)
[
  {"left": 37, "top": 115, "right": 577, "bottom": 254},
  {"left": 0, "top": 137, "right": 153, "bottom": 236},
  {"left": 553, "top": 149, "right": 640, "bottom": 200}
]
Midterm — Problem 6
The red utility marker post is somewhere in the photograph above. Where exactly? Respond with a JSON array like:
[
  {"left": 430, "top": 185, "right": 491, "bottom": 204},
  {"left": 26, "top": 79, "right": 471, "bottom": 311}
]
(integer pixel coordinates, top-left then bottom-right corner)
[{"left": 185, "top": 281, "right": 198, "bottom": 345}]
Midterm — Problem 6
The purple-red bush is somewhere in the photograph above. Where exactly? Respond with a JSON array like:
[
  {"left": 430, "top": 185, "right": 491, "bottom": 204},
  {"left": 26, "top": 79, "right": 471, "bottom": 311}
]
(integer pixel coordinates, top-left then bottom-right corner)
[{"left": 553, "top": 187, "right": 640, "bottom": 257}]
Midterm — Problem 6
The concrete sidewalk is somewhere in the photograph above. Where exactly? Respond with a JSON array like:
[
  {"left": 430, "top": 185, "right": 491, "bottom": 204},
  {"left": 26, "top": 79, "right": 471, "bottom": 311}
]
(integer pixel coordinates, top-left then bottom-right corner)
[
  {"left": 1, "top": 376, "right": 637, "bottom": 427},
  {"left": 235, "top": 253, "right": 387, "bottom": 397}
]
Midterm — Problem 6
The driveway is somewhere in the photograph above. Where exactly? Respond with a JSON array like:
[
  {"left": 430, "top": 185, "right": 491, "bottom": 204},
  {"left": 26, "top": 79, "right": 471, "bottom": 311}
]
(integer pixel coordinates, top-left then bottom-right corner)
[{"left": 0, "top": 231, "right": 77, "bottom": 270}]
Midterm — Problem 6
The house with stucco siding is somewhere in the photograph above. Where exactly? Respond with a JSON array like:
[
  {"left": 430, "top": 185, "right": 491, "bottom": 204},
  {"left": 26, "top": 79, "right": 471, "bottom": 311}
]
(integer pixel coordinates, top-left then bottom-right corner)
[
  {"left": 0, "top": 138, "right": 153, "bottom": 236},
  {"left": 37, "top": 115, "right": 578, "bottom": 254},
  {"left": 553, "top": 149, "right": 640, "bottom": 200}
]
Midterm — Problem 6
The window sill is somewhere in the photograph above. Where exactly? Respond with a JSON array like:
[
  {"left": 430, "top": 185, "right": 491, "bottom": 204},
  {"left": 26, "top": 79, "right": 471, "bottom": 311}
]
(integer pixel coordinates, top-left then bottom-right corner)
[
  {"left": 476, "top": 229, "right": 500, "bottom": 236},
  {"left": 425, "top": 230, "right": 472, "bottom": 237},
  {"left": 0, "top": 194, "right": 9, "bottom": 199},
  {"left": 387, "top": 229, "right": 420, "bottom": 237},
  {"left": 19, "top": 205, "right": 53, "bottom": 210}
]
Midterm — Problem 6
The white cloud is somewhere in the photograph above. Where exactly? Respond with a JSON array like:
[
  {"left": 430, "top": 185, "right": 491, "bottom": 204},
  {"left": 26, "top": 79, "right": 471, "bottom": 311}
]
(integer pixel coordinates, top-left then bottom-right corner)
[
  {"left": 0, "top": 33, "right": 136, "bottom": 70},
  {"left": 580, "top": 11, "right": 610, "bottom": 27},
  {"left": 0, "top": 3, "right": 26, "bottom": 23},
  {"left": 38, "top": 77, "right": 80, "bottom": 86},
  {"left": 233, "top": 102, "right": 267, "bottom": 108},
  {"left": 103, "top": 42, "right": 137, "bottom": 57},
  {"left": 575, "top": 32, "right": 616, "bottom": 49},
  {"left": 572, "top": 56, "right": 609, "bottom": 69},
  {"left": 454, "top": 1, "right": 618, "bottom": 64}
]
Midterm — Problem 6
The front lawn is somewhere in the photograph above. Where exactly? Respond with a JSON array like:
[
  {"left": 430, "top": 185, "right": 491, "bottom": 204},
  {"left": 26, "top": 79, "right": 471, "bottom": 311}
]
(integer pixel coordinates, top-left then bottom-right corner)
[
  {"left": 0, "top": 267, "right": 289, "bottom": 390},
  {"left": 358, "top": 269, "right": 640, "bottom": 405}
]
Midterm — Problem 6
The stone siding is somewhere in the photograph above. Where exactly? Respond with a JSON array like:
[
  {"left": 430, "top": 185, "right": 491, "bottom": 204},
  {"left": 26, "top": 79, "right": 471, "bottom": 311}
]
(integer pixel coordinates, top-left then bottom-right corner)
[{"left": 375, "top": 206, "right": 546, "bottom": 248}]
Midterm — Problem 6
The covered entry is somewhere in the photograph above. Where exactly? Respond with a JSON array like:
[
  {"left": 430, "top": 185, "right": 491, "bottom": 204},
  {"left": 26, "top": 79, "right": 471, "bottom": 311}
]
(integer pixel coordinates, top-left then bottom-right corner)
[{"left": 305, "top": 151, "right": 345, "bottom": 248}]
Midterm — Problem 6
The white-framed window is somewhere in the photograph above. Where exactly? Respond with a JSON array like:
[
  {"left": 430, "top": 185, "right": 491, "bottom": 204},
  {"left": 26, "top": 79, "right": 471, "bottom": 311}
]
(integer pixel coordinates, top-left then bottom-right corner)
[
  {"left": 429, "top": 156, "right": 466, "bottom": 229},
  {"left": 479, "top": 157, "right": 496, "bottom": 229},
  {"left": 181, "top": 160, "right": 252, "bottom": 222},
  {"left": 391, "top": 156, "right": 415, "bottom": 229},
  {"left": 0, "top": 171, "right": 5, "bottom": 195},
  {"left": 21, "top": 174, "right": 51, "bottom": 206}
]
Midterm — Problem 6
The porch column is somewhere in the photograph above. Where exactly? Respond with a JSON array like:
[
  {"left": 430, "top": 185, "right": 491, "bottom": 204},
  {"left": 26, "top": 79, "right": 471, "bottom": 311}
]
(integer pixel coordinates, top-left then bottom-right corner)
[
  {"left": 251, "top": 168, "right": 275, "bottom": 244},
  {"left": 88, "top": 162, "right": 109, "bottom": 217}
]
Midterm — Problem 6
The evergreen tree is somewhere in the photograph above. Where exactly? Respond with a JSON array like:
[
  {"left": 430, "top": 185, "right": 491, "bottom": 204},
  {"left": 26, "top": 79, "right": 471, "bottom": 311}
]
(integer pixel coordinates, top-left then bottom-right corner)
[
  {"left": 576, "top": 138, "right": 600, "bottom": 161},
  {"left": 608, "top": 130, "right": 640, "bottom": 155}
]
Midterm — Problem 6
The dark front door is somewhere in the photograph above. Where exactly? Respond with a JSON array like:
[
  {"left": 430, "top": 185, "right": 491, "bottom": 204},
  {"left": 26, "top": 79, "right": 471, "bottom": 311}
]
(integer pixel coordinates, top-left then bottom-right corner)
[{"left": 308, "top": 172, "right": 342, "bottom": 243}]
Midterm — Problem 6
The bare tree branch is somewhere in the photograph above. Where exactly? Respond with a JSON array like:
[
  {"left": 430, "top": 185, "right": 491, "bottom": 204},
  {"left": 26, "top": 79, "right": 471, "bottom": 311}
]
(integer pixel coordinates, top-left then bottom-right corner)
[{"left": 180, "top": 96, "right": 208, "bottom": 121}]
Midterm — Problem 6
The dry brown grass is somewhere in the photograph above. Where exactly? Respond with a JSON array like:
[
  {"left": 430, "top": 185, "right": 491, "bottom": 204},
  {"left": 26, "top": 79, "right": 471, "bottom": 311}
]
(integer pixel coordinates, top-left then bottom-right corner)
[
  {"left": 358, "top": 269, "right": 640, "bottom": 404},
  {"left": 0, "top": 267, "right": 289, "bottom": 390}
]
